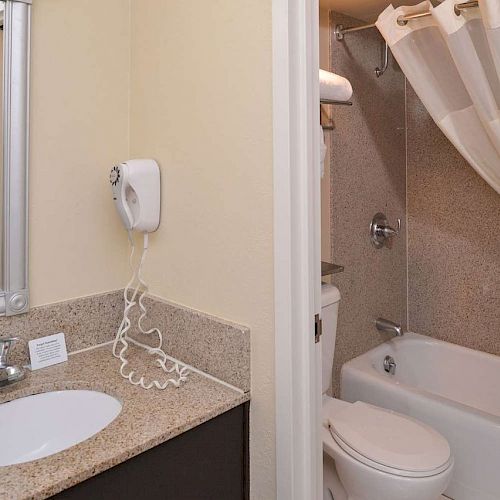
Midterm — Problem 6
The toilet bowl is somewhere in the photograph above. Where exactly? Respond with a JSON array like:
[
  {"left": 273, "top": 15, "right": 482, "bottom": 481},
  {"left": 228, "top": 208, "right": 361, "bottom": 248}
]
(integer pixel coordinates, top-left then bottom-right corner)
[
  {"left": 322, "top": 396, "right": 453, "bottom": 500},
  {"left": 321, "top": 284, "right": 453, "bottom": 500}
]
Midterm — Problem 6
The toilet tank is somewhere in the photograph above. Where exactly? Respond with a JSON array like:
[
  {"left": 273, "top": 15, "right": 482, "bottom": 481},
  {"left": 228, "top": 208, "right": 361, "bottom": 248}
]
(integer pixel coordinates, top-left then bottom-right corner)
[{"left": 321, "top": 283, "right": 341, "bottom": 394}]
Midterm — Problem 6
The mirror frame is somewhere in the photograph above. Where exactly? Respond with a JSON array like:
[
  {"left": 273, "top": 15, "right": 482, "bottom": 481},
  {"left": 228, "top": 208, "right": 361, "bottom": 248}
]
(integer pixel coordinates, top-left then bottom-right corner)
[{"left": 1, "top": 0, "right": 31, "bottom": 316}]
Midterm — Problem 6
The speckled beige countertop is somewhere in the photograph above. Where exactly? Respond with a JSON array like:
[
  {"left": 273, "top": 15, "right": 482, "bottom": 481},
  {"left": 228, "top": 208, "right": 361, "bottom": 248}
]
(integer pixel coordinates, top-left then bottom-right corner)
[{"left": 0, "top": 344, "right": 249, "bottom": 500}]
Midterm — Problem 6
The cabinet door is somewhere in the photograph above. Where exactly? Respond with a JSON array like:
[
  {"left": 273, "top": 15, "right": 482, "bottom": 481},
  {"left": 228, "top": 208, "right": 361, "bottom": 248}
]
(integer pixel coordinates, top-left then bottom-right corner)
[{"left": 55, "top": 403, "right": 249, "bottom": 500}]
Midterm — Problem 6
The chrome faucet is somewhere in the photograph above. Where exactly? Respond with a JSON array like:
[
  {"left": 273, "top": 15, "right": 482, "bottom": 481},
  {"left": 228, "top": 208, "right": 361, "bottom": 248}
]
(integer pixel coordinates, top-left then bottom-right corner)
[
  {"left": 0, "top": 337, "right": 25, "bottom": 387},
  {"left": 375, "top": 318, "right": 404, "bottom": 337}
]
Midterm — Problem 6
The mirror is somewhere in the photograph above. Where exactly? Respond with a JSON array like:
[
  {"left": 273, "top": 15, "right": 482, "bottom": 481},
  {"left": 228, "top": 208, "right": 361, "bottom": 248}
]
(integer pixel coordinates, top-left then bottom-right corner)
[
  {"left": 0, "top": 1, "right": 4, "bottom": 287},
  {"left": 0, "top": 0, "right": 30, "bottom": 316}
]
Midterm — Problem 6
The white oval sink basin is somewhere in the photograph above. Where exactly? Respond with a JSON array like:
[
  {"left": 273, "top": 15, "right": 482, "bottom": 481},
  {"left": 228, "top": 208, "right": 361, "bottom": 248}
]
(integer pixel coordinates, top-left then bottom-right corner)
[{"left": 0, "top": 390, "right": 122, "bottom": 466}]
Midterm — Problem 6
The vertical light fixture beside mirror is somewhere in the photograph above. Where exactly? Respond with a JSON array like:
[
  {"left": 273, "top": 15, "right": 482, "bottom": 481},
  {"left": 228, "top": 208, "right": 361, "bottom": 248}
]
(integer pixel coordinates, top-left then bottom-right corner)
[{"left": 1, "top": 0, "right": 31, "bottom": 315}]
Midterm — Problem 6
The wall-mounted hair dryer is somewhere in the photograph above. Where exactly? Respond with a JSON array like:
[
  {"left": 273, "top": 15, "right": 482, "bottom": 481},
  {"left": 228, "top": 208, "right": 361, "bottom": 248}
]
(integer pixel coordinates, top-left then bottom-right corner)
[
  {"left": 109, "top": 159, "right": 189, "bottom": 390},
  {"left": 109, "top": 159, "right": 161, "bottom": 233}
]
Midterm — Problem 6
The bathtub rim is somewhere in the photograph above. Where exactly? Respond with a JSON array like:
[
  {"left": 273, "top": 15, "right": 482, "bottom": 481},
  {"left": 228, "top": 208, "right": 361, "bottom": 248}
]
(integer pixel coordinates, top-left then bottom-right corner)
[{"left": 340, "top": 332, "right": 500, "bottom": 425}]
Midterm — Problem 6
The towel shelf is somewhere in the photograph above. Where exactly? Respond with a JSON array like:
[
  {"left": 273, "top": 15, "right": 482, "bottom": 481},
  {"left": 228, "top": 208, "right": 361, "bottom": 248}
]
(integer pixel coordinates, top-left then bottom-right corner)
[
  {"left": 321, "top": 261, "right": 344, "bottom": 276},
  {"left": 320, "top": 99, "right": 353, "bottom": 106},
  {"left": 320, "top": 99, "right": 352, "bottom": 129}
]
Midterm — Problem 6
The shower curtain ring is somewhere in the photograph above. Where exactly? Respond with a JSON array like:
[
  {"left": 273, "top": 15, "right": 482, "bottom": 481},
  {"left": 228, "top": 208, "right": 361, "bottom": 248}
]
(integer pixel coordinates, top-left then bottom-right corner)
[{"left": 397, "top": 15, "right": 408, "bottom": 26}]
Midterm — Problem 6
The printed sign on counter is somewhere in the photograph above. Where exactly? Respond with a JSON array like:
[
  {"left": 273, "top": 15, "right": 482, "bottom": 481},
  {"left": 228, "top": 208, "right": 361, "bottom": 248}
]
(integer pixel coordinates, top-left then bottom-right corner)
[{"left": 28, "top": 332, "right": 68, "bottom": 370}]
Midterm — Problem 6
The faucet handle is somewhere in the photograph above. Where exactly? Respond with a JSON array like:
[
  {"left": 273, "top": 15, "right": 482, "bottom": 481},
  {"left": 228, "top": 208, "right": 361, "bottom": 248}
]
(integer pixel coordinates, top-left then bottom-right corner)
[
  {"left": 370, "top": 213, "right": 401, "bottom": 249},
  {"left": 0, "top": 337, "right": 19, "bottom": 367},
  {"left": 383, "top": 218, "right": 401, "bottom": 238}
]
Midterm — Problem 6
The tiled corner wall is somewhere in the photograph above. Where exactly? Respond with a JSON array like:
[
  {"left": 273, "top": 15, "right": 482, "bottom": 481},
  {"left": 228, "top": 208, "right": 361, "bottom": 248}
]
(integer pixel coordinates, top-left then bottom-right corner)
[
  {"left": 1, "top": 291, "right": 250, "bottom": 392},
  {"left": 138, "top": 295, "right": 250, "bottom": 392},
  {"left": 327, "top": 12, "right": 500, "bottom": 395},
  {"left": 406, "top": 86, "right": 500, "bottom": 353},
  {"left": 328, "top": 12, "right": 407, "bottom": 396}
]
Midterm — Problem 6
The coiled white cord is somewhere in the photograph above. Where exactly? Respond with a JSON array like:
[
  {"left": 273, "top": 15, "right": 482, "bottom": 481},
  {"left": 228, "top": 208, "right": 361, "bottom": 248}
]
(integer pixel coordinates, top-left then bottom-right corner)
[{"left": 112, "top": 231, "right": 189, "bottom": 389}]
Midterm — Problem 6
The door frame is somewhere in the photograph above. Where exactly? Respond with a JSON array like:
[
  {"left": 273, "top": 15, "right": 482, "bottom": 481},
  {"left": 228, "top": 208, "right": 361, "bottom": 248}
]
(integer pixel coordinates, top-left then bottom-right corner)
[{"left": 272, "top": 0, "right": 322, "bottom": 498}]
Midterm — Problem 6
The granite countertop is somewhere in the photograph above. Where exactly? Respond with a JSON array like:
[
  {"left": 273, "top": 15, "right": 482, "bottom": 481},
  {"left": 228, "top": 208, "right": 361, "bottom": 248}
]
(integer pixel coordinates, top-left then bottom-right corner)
[{"left": 0, "top": 344, "right": 249, "bottom": 500}]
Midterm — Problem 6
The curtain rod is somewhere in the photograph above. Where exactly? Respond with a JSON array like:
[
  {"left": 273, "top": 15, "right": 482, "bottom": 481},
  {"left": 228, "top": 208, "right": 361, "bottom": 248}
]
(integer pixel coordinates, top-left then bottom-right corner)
[{"left": 334, "top": 0, "right": 478, "bottom": 40}]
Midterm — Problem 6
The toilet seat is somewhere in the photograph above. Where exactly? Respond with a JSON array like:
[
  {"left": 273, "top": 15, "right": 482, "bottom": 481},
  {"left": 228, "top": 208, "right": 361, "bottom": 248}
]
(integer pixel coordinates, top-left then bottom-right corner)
[{"left": 324, "top": 400, "right": 452, "bottom": 478}]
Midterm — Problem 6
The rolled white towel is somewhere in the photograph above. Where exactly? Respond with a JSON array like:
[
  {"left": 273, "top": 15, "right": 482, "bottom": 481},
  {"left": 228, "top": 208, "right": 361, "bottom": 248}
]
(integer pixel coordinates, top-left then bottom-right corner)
[{"left": 319, "top": 69, "right": 352, "bottom": 102}]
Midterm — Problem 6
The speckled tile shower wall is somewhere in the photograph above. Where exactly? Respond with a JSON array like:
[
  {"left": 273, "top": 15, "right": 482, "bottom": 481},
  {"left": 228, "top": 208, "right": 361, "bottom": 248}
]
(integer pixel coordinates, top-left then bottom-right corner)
[
  {"left": 406, "top": 86, "right": 500, "bottom": 353},
  {"left": 328, "top": 12, "right": 407, "bottom": 397},
  {"left": 327, "top": 11, "right": 500, "bottom": 395}
]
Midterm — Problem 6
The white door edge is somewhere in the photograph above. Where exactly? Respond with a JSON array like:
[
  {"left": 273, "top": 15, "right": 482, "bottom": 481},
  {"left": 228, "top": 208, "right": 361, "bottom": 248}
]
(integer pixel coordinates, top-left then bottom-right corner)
[{"left": 272, "top": 0, "right": 321, "bottom": 498}]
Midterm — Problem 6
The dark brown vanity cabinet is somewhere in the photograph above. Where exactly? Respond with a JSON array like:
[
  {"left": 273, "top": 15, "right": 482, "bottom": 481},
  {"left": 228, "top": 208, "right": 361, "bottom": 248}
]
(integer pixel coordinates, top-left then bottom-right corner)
[{"left": 54, "top": 403, "right": 249, "bottom": 500}]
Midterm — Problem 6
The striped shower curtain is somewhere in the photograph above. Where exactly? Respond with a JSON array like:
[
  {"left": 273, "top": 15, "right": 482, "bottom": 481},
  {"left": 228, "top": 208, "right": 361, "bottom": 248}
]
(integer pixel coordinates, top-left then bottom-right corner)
[{"left": 376, "top": 0, "right": 500, "bottom": 194}]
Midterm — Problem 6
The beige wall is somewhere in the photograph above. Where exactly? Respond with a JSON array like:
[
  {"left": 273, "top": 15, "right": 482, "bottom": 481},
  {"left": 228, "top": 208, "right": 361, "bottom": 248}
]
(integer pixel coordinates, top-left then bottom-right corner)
[
  {"left": 26, "top": 1, "right": 275, "bottom": 496},
  {"left": 129, "top": 2, "right": 275, "bottom": 498},
  {"left": 29, "top": 0, "right": 131, "bottom": 306}
]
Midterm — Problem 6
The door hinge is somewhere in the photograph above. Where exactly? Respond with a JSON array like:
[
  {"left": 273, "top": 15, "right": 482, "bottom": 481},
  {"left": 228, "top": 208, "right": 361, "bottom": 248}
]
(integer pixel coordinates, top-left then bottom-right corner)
[{"left": 315, "top": 314, "right": 322, "bottom": 343}]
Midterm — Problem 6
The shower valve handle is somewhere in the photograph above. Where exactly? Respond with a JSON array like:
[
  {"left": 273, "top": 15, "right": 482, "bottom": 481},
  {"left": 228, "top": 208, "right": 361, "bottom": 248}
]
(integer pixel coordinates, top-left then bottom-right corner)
[
  {"left": 370, "top": 213, "right": 401, "bottom": 249},
  {"left": 382, "top": 218, "right": 401, "bottom": 238}
]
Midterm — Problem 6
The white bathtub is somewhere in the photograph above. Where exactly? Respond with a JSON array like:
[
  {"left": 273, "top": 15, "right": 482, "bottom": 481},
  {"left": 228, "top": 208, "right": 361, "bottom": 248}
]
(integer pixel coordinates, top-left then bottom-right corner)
[{"left": 341, "top": 332, "right": 500, "bottom": 500}]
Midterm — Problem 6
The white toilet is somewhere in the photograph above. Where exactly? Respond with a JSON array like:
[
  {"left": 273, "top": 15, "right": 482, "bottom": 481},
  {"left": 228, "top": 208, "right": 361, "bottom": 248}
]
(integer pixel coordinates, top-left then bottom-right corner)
[{"left": 321, "top": 284, "right": 454, "bottom": 500}]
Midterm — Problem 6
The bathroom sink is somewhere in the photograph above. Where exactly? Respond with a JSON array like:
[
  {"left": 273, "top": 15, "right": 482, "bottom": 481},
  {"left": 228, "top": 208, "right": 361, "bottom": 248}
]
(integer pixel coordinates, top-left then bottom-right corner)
[{"left": 0, "top": 390, "right": 122, "bottom": 466}]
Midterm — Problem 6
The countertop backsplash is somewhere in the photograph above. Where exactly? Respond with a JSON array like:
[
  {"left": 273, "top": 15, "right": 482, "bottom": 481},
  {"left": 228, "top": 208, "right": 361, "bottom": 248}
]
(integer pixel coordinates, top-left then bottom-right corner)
[{"left": 0, "top": 290, "right": 250, "bottom": 393}]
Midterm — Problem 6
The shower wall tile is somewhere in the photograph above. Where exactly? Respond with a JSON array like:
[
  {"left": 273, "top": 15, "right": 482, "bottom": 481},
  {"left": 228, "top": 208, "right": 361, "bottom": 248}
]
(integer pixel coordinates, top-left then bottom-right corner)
[
  {"left": 406, "top": 86, "right": 500, "bottom": 353},
  {"left": 329, "top": 12, "right": 407, "bottom": 396},
  {"left": 0, "top": 291, "right": 250, "bottom": 392}
]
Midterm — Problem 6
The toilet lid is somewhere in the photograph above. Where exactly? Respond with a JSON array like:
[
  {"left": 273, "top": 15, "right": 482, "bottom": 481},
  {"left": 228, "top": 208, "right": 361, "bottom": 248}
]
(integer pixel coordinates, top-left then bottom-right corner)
[{"left": 329, "top": 402, "right": 451, "bottom": 476}]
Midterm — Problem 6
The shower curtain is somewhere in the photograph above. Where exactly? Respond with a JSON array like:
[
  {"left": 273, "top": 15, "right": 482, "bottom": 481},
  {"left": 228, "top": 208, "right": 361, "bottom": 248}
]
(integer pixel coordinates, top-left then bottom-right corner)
[{"left": 376, "top": 0, "right": 500, "bottom": 194}]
